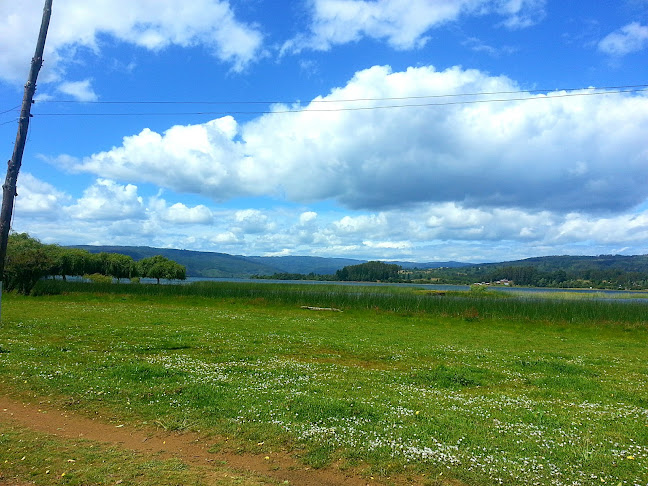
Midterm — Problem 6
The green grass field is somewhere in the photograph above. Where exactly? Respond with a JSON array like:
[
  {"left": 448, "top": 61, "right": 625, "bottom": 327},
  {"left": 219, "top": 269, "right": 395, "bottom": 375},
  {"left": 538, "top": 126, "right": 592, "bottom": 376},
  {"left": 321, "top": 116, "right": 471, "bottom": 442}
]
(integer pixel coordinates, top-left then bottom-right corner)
[{"left": 1, "top": 281, "right": 647, "bottom": 485}]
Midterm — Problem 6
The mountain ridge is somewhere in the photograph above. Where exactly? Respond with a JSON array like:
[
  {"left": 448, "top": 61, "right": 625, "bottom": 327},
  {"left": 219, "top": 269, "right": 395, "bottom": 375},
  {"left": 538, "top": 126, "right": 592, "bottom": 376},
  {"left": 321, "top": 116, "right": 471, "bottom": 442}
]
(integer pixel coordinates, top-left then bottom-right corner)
[
  {"left": 69, "top": 245, "right": 474, "bottom": 277},
  {"left": 69, "top": 245, "right": 648, "bottom": 281}
]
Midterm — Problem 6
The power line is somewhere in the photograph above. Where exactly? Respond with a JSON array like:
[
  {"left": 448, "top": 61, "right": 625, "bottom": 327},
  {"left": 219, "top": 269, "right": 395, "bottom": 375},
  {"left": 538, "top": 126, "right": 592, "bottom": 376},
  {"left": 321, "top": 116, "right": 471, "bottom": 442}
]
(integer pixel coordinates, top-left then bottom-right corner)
[
  {"left": 32, "top": 87, "right": 648, "bottom": 118},
  {"left": 0, "top": 105, "right": 21, "bottom": 115},
  {"left": 33, "top": 83, "right": 648, "bottom": 105},
  {"left": 0, "top": 118, "right": 19, "bottom": 127}
]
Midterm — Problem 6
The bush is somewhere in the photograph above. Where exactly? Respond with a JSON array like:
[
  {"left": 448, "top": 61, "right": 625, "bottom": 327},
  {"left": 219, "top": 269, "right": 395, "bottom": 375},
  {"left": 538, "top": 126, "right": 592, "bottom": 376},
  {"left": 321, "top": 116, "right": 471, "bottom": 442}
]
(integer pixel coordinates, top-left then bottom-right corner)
[
  {"left": 83, "top": 273, "right": 113, "bottom": 284},
  {"left": 470, "top": 284, "right": 489, "bottom": 293}
]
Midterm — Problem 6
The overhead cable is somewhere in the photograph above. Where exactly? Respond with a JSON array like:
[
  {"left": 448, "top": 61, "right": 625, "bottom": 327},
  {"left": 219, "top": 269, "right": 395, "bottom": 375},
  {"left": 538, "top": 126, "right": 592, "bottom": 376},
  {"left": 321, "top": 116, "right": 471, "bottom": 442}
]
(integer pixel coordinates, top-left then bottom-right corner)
[
  {"left": 35, "top": 83, "right": 648, "bottom": 105},
  {"left": 32, "top": 87, "right": 648, "bottom": 118}
]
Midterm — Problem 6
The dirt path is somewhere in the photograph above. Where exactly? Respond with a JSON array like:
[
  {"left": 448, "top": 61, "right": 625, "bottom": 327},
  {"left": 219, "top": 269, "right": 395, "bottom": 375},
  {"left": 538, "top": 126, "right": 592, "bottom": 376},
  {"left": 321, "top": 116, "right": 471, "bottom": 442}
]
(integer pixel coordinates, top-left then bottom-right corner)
[{"left": 0, "top": 394, "right": 399, "bottom": 486}]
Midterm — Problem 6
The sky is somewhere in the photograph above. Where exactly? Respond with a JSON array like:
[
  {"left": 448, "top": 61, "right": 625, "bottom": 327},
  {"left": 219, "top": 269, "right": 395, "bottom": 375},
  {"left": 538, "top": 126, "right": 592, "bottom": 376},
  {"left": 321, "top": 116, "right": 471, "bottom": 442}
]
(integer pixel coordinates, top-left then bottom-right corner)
[{"left": 1, "top": 0, "right": 647, "bottom": 263}]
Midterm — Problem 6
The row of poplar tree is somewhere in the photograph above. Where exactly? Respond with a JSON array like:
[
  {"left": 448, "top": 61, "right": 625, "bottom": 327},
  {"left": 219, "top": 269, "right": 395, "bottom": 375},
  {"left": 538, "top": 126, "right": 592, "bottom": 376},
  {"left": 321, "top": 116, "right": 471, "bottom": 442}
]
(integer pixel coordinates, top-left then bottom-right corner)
[{"left": 4, "top": 233, "right": 186, "bottom": 294}]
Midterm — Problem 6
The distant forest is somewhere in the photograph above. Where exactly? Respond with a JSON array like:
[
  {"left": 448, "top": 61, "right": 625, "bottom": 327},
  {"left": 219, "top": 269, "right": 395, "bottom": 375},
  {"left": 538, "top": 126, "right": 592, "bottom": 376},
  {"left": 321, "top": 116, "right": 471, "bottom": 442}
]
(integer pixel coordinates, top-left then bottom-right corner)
[{"left": 262, "top": 256, "right": 648, "bottom": 290}]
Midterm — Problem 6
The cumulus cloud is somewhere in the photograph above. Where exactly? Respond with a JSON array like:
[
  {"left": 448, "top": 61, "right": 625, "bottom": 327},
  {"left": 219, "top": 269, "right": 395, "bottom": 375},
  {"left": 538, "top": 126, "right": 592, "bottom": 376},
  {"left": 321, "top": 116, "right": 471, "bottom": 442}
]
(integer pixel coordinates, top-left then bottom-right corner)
[
  {"left": 149, "top": 197, "right": 214, "bottom": 224},
  {"left": 15, "top": 173, "right": 69, "bottom": 215},
  {"left": 283, "top": 0, "right": 545, "bottom": 52},
  {"left": 164, "top": 203, "right": 213, "bottom": 225},
  {"left": 59, "top": 65, "right": 648, "bottom": 216},
  {"left": 0, "top": 0, "right": 264, "bottom": 84},
  {"left": 60, "top": 117, "right": 244, "bottom": 197},
  {"left": 232, "top": 209, "right": 273, "bottom": 234},
  {"left": 299, "top": 211, "right": 318, "bottom": 225},
  {"left": 67, "top": 179, "right": 145, "bottom": 220},
  {"left": 598, "top": 22, "right": 648, "bottom": 56}
]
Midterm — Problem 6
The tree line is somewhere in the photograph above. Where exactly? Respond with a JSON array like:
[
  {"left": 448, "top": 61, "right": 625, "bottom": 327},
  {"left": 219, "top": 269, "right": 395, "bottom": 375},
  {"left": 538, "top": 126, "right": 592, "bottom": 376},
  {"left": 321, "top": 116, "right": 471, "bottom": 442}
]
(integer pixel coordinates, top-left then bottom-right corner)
[
  {"left": 403, "top": 264, "right": 648, "bottom": 290},
  {"left": 260, "top": 258, "right": 648, "bottom": 290},
  {"left": 4, "top": 233, "right": 186, "bottom": 294},
  {"left": 257, "top": 261, "right": 403, "bottom": 283}
]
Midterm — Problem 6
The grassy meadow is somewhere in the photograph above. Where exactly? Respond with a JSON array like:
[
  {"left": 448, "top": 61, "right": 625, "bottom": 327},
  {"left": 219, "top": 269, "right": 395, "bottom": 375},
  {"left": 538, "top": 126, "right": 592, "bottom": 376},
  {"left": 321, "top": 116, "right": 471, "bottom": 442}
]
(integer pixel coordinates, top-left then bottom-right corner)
[{"left": 1, "top": 281, "right": 647, "bottom": 485}]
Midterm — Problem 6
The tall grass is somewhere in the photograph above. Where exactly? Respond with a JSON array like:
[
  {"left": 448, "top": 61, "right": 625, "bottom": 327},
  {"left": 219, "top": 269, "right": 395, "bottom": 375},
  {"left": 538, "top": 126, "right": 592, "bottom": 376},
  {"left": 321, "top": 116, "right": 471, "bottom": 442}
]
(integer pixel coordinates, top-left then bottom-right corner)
[{"left": 33, "top": 279, "right": 648, "bottom": 325}]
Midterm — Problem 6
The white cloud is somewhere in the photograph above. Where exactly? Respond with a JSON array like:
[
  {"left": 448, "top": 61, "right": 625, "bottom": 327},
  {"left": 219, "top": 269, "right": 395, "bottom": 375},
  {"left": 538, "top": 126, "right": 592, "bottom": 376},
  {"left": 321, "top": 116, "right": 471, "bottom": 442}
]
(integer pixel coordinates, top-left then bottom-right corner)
[
  {"left": 164, "top": 203, "right": 213, "bottom": 225},
  {"left": 149, "top": 196, "right": 214, "bottom": 224},
  {"left": 15, "top": 173, "right": 69, "bottom": 215},
  {"left": 363, "top": 240, "right": 412, "bottom": 250},
  {"left": 283, "top": 0, "right": 545, "bottom": 53},
  {"left": 598, "top": 22, "right": 648, "bottom": 56},
  {"left": 495, "top": 0, "right": 545, "bottom": 29},
  {"left": 299, "top": 211, "right": 318, "bottom": 225},
  {"left": 0, "top": 0, "right": 264, "bottom": 84},
  {"left": 11, "top": 175, "right": 648, "bottom": 260},
  {"left": 67, "top": 179, "right": 145, "bottom": 220},
  {"left": 57, "top": 79, "right": 98, "bottom": 102},
  {"left": 59, "top": 65, "right": 648, "bottom": 216},
  {"left": 233, "top": 209, "right": 273, "bottom": 234},
  {"left": 463, "top": 36, "right": 516, "bottom": 56},
  {"left": 210, "top": 231, "right": 239, "bottom": 245},
  {"left": 60, "top": 116, "right": 243, "bottom": 197}
]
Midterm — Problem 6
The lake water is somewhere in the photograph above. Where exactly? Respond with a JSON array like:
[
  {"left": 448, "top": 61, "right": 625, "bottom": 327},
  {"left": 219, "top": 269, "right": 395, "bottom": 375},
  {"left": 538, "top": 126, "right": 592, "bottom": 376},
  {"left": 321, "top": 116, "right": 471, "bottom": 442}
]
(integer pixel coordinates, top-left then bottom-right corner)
[{"left": 177, "top": 277, "right": 647, "bottom": 300}]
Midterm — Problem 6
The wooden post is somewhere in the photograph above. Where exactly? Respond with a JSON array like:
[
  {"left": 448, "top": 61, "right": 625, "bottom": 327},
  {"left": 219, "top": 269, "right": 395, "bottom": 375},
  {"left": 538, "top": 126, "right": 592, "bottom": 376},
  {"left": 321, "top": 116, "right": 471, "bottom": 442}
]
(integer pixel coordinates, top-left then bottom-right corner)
[{"left": 0, "top": 0, "right": 53, "bottom": 321}]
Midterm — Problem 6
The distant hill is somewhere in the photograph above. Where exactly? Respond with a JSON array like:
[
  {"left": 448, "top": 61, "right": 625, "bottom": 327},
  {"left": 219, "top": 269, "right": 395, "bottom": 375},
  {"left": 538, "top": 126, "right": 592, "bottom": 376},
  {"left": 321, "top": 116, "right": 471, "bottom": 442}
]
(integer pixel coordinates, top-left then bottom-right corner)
[
  {"left": 71, "top": 246, "right": 279, "bottom": 278},
  {"left": 473, "top": 254, "right": 648, "bottom": 273},
  {"left": 70, "top": 245, "right": 476, "bottom": 278},
  {"left": 421, "top": 254, "right": 648, "bottom": 289},
  {"left": 71, "top": 246, "right": 366, "bottom": 277},
  {"left": 246, "top": 256, "right": 365, "bottom": 275}
]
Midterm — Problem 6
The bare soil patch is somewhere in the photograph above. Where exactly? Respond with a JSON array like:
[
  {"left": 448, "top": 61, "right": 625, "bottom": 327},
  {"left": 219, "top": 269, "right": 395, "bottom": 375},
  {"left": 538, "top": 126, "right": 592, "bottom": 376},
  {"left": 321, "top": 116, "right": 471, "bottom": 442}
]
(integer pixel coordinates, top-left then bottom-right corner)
[{"left": 0, "top": 393, "right": 432, "bottom": 486}]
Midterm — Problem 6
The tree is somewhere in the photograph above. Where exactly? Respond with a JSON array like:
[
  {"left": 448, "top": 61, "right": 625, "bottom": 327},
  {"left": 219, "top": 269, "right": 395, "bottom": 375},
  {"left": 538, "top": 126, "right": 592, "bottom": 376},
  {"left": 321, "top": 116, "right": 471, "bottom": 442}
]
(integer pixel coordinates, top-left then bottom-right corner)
[
  {"left": 3, "top": 233, "right": 55, "bottom": 294},
  {"left": 336, "top": 261, "right": 402, "bottom": 282},
  {"left": 50, "top": 247, "right": 93, "bottom": 280},
  {"left": 138, "top": 255, "right": 186, "bottom": 284},
  {"left": 105, "top": 253, "right": 136, "bottom": 282}
]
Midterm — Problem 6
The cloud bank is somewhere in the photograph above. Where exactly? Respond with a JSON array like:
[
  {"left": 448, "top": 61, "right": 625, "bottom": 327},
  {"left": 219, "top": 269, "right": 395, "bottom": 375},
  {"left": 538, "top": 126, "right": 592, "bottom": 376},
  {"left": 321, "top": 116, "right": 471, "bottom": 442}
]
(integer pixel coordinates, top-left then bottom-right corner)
[
  {"left": 15, "top": 174, "right": 648, "bottom": 262},
  {"left": 57, "top": 65, "right": 648, "bottom": 215}
]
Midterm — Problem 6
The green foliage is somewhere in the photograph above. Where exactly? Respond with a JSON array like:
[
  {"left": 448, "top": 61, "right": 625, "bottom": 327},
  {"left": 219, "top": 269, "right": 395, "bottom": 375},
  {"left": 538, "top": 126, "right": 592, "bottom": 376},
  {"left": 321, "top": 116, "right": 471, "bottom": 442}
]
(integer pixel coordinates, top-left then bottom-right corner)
[
  {"left": 336, "top": 261, "right": 402, "bottom": 282},
  {"left": 137, "top": 255, "right": 186, "bottom": 283},
  {"left": 3, "top": 233, "right": 56, "bottom": 294},
  {"left": 2, "top": 233, "right": 185, "bottom": 294},
  {"left": 104, "top": 253, "right": 136, "bottom": 281},
  {"left": 50, "top": 246, "right": 91, "bottom": 278},
  {"left": 83, "top": 273, "right": 113, "bottom": 284},
  {"left": 470, "top": 284, "right": 489, "bottom": 293}
]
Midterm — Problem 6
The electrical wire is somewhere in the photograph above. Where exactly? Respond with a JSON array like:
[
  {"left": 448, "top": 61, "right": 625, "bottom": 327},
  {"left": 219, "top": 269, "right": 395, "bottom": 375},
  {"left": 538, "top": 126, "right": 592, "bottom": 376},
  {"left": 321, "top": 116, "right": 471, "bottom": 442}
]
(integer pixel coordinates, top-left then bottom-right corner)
[
  {"left": 0, "top": 105, "right": 21, "bottom": 115},
  {"left": 34, "top": 83, "right": 648, "bottom": 106},
  {"left": 0, "top": 118, "right": 19, "bottom": 127},
  {"left": 32, "top": 87, "right": 648, "bottom": 117}
]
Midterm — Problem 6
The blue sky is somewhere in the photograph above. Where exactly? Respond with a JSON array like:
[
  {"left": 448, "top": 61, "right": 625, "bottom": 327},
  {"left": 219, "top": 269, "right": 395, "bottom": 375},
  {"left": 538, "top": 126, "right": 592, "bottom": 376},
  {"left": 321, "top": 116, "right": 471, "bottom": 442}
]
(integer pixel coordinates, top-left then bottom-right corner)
[{"left": 1, "top": 0, "right": 647, "bottom": 263}]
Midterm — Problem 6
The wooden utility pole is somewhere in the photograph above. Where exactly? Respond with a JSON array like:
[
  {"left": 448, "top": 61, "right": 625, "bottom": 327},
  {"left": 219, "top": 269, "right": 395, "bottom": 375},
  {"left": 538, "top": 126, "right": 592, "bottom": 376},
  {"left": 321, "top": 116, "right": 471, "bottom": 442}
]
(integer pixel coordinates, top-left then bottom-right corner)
[{"left": 0, "top": 0, "right": 53, "bottom": 321}]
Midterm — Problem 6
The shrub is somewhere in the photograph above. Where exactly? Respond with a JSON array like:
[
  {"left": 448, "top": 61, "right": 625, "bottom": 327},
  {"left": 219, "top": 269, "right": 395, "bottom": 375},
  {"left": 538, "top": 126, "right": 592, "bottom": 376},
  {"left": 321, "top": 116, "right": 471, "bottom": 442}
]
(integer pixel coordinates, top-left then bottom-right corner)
[
  {"left": 470, "top": 284, "right": 488, "bottom": 293},
  {"left": 83, "top": 273, "right": 113, "bottom": 284}
]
